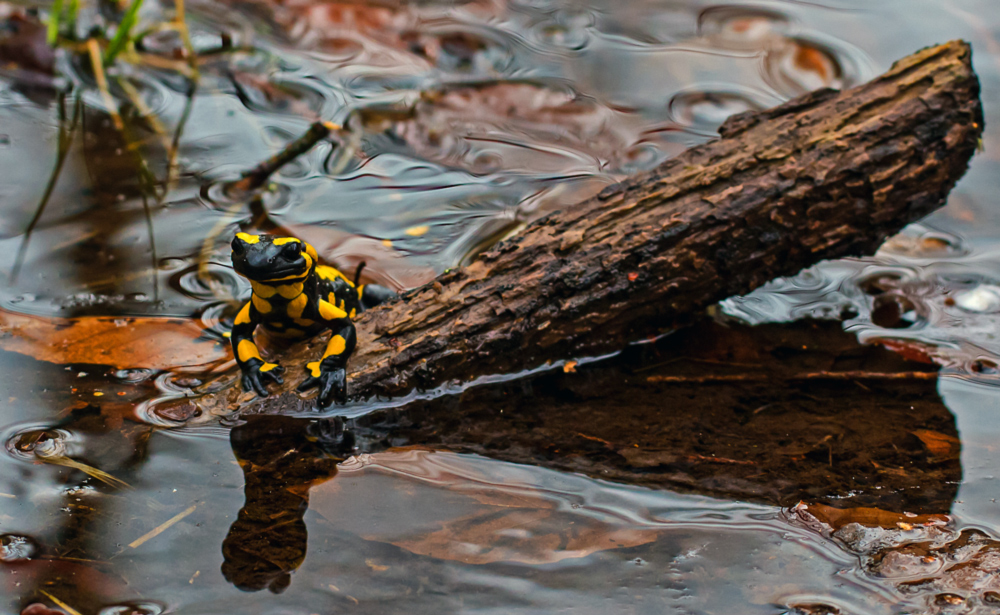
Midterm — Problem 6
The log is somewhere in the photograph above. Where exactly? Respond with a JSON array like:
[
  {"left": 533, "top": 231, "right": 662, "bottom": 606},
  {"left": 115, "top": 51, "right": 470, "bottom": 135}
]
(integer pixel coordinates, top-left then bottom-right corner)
[{"left": 184, "top": 40, "right": 983, "bottom": 415}]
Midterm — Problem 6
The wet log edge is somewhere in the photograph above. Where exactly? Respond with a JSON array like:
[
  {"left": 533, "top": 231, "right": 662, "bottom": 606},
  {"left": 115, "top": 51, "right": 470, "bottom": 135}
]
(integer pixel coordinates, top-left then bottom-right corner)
[{"left": 189, "top": 40, "right": 983, "bottom": 415}]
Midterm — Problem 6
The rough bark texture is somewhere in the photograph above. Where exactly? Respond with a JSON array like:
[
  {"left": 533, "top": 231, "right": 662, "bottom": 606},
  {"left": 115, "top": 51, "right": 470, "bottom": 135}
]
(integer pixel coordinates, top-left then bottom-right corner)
[{"left": 189, "top": 40, "right": 983, "bottom": 414}]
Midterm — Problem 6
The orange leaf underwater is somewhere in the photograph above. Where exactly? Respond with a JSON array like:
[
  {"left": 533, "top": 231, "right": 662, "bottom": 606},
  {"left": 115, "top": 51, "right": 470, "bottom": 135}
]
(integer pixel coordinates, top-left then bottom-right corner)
[
  {"left": 0, "top": 309, "right": 230, "bottom": 370},
  {"left": 797, "top": 502, "right": 950, "bottom": 530}
]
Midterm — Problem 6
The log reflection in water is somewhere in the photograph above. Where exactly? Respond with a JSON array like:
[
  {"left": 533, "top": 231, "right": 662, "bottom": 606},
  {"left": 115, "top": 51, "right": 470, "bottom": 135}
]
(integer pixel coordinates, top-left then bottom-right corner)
[
  {"left": 222, "top": 415, "right": 352, "bottom": 593},
  {"left": 350, "top": 319, "right": 958, "bottom": 513}
]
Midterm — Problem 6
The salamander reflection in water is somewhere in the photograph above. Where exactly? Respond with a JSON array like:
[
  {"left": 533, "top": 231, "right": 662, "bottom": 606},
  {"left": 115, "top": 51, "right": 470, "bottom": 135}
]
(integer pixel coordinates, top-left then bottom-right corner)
[
  {"left": 222, "top": 415, "right": 353, "bottom": 593},
  {"left": 229, "top": 233, "right": 396, "bottom": 407}
]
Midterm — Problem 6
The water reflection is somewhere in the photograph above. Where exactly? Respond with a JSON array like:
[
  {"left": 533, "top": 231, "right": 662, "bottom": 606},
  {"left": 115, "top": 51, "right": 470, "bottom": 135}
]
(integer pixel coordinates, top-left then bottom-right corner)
[
  {"left": 222, "top": 415, "right": 351, "bottom": 593},
  {"left": 192, "top": 318, "right": 959, "bottom": 610},
  {"left": 348, "top": 319, "right": 959, "bottom": 511},
  {"left": 0, "top": 316, "right": 980, "bottom": 613}
]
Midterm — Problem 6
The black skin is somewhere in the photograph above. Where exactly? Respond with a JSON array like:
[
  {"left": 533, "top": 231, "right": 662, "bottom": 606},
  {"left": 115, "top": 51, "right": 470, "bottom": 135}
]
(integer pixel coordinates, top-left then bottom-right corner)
[{"left": 229, "top": 233, "right": 395, "bottom": 407}]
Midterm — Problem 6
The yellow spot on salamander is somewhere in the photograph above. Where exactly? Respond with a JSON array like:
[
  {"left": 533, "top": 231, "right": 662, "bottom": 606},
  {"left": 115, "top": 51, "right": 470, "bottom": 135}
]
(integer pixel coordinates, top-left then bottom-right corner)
[
  {"left": 287, "top": 293, "right": 308, "bottom": 319},
  {"left": 405, "top": 225, "right": 429, "bottom": 237},
  {"left": 357, "top": 285, "right": 364, "bottom": 299},
  {"left": 259, "top": 363, "right": 280, "bottom": 372},
  {"left": 316, "top": 265, "right": 349, "bottom": 283},
  {"left": 307, "top": 361, "right": 322, "bottom": 377},
  {"left": 294, "top": 318, "right": 315, "bottom": 327},
  {"left": 272, "top": 237, "right": 300, "bottom": 246},
  {"left": 323, "top": 335, "right": 347, "bottom": 358},
  {"left": 318, "top": 300, "right": 347, "bottom": 321},
  {"left": 234, "top": 303, "right": 252, "bottom": 325},
  {"left": 235, "top": 232, "right": 260, "bottom": 244},
  {"left": 237, "top": 339, "right": 262, "bottom": 363},
  {"left": 252, "top": 295, "right": 272, "bottom": 314},
  {"left": 277, "top": 283, "right": 303, "bottom": 299},
  {"left": 251, "top": 282, "right": 277, "bottom": 298},
  {"left": 349, "top": 308, "right": 356, "bottom": 319}
]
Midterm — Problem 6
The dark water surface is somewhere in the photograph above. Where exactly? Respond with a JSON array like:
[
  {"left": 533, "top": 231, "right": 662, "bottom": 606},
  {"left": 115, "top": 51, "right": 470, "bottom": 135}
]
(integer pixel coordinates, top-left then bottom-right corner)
[{"left": 1, "top": 0, "right": 999, "bottom": 612}]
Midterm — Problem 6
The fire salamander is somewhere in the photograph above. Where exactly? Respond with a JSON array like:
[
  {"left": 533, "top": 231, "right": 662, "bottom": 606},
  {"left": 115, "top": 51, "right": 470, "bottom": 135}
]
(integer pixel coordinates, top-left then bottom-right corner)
[{"left": 230, "top": 233, "right": 395, "bottom": 407}]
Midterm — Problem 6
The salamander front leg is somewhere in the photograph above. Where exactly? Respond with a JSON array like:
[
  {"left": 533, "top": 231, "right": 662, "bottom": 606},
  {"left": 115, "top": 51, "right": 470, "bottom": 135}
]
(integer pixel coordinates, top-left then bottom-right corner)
[
  {"left": 298, "top": 319, "right": 357, "bottom": 407},
  {"left": 231, "top": 302, "right": 284, "bottom": 398}
]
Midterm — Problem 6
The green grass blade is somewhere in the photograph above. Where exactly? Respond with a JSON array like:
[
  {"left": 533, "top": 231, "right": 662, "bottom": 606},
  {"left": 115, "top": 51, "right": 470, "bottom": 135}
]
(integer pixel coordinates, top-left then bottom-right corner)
[
  {"left": 66, "top": 0, "right": 79, "bottom": 35},
  {"left": 104, "top": 0, "right": 145, "bottom": 65},
  {"left": 46, "top": 0, "right": 64, "bottom": 45}
]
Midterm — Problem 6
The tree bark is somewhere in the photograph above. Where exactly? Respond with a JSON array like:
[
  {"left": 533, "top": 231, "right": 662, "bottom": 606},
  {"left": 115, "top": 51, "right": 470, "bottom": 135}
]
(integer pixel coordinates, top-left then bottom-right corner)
[{"left": 184, "top": 40, "right": 983, "bottom": 415}]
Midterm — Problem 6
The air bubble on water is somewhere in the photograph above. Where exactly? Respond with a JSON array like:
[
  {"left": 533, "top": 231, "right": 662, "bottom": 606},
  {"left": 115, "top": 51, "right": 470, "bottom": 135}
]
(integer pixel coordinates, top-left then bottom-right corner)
[
  {"left": 953, "top": 286, "right": 1000, "bottom": 313},
  {"left": 112, "top": 368, "right": 155, "bottom": 383},
  {"left": 668, "top": 89, "right": 765, "bottom": 136},
  {"left": 158, "top": 257, "right": 189, "bottom": 271},
  {"left": 98, "top": 602, "right": 165, "bottom": 615}
]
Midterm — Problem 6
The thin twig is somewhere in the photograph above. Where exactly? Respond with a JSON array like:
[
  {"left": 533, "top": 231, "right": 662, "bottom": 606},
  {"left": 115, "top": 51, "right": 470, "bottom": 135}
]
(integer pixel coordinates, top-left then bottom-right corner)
[
  {"left": 103, "top": 75, "right": 163, "bottom": 300},
  {"left": 163, "top": 79, "right": 196, "bottom": 196},
  {"left": 12, "top": 95, "right": 82, "bottom": 282},
  {"left": 172, "top": 0, "right": 200, "bottom": 79},
  {"left": 129, "top": 504, "right": 197, "bottom": 548},
  {"left": 39, "top": 591, "right": 82, "bottom": 615},
  {"left": 130, "top": 52, "right": 195, "bottom": 76},
  {"left": 139, "top": 190, "right": 160, "bottom": 301},
  {"left": 116, "top": 75, "right": 170, "bottom": 145},
  {"left": 225, "top": 121, "right": 339, "bottom": 196},
  {"left": 37, "top": 454, "right": 132, "bottom": 490},
  {"left": 87, "top": 38, "right": 125, "bottom": 131}
]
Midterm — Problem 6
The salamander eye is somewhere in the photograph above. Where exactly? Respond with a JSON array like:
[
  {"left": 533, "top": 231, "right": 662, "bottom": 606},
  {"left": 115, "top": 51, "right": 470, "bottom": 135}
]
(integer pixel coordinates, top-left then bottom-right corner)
[
  {"left": 231, "top": 237, "right": 245, "bottom": 255},
  {"left": 280, "top": 242, "right": 301, "bottom": 260}
]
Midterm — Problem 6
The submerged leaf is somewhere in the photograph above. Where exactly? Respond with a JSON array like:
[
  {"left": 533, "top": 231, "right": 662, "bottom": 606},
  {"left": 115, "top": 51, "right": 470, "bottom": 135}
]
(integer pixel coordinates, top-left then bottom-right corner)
[
  {"left": 797, "top": 502, "right": 950, "bottom": 530},
  {"left": 0, "top": 309, "right": 229, "bottom": 370},
  {"left": 912, "top": 429, "right": 961, "bottom": 460}
]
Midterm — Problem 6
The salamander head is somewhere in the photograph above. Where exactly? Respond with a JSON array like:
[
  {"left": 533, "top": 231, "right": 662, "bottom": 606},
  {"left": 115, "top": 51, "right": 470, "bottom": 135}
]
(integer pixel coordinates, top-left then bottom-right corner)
[{"left": 231, "top": 233, "right": 319, "bottom": 282}]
